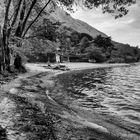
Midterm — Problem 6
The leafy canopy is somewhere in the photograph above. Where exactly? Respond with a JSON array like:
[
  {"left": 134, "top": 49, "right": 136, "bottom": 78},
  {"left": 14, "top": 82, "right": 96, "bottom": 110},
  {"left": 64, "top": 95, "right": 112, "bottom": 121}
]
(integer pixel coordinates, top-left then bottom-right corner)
[
  {"left": 94, "top": 35, "right": 113, "bottom": 50},
  {"left": 57, "top": 0, "right": 136, "bottom": 18}
]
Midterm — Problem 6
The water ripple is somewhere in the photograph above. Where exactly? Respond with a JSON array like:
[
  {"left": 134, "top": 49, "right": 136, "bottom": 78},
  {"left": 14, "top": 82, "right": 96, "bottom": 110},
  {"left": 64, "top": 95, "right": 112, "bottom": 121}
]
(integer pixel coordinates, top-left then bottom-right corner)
[{"left": 58, "top": 64, "right": 140, "bottom": 125}]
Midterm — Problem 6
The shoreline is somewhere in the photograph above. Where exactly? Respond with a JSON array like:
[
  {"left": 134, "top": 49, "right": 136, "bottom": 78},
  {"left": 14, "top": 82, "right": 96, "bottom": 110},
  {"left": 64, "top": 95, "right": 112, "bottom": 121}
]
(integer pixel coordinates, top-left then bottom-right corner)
[
  {"left": 25, "top": 62, "right": 130, "bottom": 75},
  {"left": 25, "top": 62, "right": 140, "bottom": 139},
  {"left": 24, "top": 62, "right": 132, "bottom": 80},
  {"left": 59, "top": 62, "right": 130, "bottom": 70},
  {"left": 1, "top": 62, "right": 139, "bottom": 140},
  {"left": 0, "top": 62, "right": 134, "bottom": 90},
  {"left": 48, "top": 62, "right": 140, "bottom": 139}
]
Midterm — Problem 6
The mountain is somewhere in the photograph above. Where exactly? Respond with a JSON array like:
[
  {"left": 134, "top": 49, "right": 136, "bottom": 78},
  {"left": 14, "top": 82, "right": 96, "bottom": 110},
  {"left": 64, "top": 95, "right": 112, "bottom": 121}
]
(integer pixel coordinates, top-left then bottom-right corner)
[{"left": 48, "top": 6, "right": 107, "bottom": 38}]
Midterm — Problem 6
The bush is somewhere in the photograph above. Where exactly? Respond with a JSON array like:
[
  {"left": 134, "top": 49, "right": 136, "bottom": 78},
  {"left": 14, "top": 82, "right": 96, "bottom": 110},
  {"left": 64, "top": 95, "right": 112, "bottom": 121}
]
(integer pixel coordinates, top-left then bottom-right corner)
[
  {"left": 124, "top": 55, "right": 136, "bottom": 63},
  {"left": 107, "top": 57, "right": 125, "bottom": 63},
  {"left": 87, "top": 47, "right": 106, "bottom": 63}
]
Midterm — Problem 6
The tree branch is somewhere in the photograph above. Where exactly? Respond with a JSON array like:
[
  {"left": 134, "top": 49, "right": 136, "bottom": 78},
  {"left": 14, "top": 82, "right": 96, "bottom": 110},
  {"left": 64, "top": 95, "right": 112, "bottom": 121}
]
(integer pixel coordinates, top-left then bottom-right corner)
[
  {"left": 11, "top": 0, "right": 23, "bottom": 27},
  {"left": 21, "top": 0, "right": 37, "bottom": 34},
  {"left": 22, "top": 0, "right": 52, "bottom": 37},
  {"left": 8, "top": 0, "right": 23, "bottom": 36},
  {"left": 3, "top": 0, "right": 12, "bottom": 33},
  {"left": 15, "top": 0, "right": 26, "bottom": 37},
  {"left": 3, "top": 0, "right": 12, "bottom": 45}
]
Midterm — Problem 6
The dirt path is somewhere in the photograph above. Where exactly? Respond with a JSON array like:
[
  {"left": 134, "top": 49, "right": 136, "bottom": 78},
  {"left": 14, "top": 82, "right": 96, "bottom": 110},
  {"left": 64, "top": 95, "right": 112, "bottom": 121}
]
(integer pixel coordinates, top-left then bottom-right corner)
[
  {"left": 0, "top": 64, "right": 139, "bottom": 140},
  {"left": 0, "top": 71, "right": 58, "bottom": 139}
]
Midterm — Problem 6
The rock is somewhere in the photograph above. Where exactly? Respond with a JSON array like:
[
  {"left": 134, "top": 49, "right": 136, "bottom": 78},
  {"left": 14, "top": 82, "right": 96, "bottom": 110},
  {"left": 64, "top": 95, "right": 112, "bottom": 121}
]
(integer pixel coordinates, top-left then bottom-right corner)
[
  {"left": 83, "top": 120, "right": 108, "bottom": 133},
  {"left": 9, "top": 88, "right": 18, "bottom": 94}
]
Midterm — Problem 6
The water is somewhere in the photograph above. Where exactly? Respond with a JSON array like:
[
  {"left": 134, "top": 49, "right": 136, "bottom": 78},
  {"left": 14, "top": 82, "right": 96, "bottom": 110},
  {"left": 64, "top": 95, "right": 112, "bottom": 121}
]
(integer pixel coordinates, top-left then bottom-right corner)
[{"left": 57, "top": 64, "right": 140, "bottom": 126}]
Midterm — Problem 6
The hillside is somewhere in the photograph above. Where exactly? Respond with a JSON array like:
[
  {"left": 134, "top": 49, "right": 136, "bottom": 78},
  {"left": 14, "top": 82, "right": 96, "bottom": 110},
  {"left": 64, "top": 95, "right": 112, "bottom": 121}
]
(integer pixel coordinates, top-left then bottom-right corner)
[{"left": 48, "top": 6, "right": 107, "bottom": 38}]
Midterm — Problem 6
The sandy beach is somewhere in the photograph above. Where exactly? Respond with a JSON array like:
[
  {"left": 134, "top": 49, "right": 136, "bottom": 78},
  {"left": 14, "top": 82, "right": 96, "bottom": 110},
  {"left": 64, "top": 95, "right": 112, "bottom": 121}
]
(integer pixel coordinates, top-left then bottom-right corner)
[{"left": 25, "top": 62, "right": 129, "bottom": 72}]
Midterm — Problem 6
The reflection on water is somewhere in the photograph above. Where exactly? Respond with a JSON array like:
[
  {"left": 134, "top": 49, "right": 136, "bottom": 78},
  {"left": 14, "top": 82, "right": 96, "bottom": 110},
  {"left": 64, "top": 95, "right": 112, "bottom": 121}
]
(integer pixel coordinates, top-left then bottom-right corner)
[{"left": 57, "top": 64, "right": 140, "bottom": 125}]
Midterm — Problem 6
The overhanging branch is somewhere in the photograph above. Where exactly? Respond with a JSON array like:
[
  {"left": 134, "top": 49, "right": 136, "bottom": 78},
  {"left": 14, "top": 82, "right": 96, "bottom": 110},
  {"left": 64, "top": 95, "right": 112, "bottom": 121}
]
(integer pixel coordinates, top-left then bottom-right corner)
[
  {"left": 22, "top": 0, "right": 52, "bottom": 38},
  {"left": 21, "top": 0, "right": 37, "bottom": 34},
  {"left": 8, "top": 0, "right": 23, "bottom": 36},
  {"left": 11, "top": 0, "right": 23, "bottom": 27},
  {"left": 3, "top": 0, "right": 12, "bottom": 33}
]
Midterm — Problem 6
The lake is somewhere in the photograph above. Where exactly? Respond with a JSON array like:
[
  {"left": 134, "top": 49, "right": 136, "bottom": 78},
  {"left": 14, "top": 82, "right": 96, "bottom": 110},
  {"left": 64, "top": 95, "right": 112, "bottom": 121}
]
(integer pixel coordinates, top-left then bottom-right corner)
[{"left": 51, "top": 63, "right": 140, "bottom": 138}]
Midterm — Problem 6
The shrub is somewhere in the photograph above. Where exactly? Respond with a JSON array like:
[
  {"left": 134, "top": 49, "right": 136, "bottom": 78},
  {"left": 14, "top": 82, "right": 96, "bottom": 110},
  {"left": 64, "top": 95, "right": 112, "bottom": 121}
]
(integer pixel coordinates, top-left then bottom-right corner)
[
  {"left": 124, "top": 55, "right": 136, "bottom": 63},
  {"left": 107, "top": 57, "right": 125, "bottom": 63},
  {"left": 87, "top": 47, "right": 106, "bottom": 63}
]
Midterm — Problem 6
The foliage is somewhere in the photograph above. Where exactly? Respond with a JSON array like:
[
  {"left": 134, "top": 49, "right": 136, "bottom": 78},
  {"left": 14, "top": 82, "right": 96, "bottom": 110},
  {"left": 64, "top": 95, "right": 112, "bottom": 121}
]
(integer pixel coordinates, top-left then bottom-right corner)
[
  {"left": 87, "top": 47, "right": 106, "bottom": 63},
  {"left": 22, "top": 37, "right": 58, "bottom": 62},
  {"left": 114, "top": 43, "right": 140, "bottom": 58},
  {"left": 79, "top": 35, "right": 115, "bottom": 62},
  {"left": 32, "top": 19, "right": 61, "bottom": 41},
  {"left": 58, "top": 0, "right": 136, "bottom": 18},
  {"left": 94, "top": 35, "right": 114, "bottom": 53},
  {"left": 57, "top": 30, "right": 93, "bottom": 57},
  {"left": 70, "top": 31, "right": 80, "bottom": 47},
  {"left": 57, "top": 29, "right": 72, "bottom": 58},
  {"left": 134, "top": 46, "right": 139, "bottom": 55},
  {"left": 107, "top": 57, "right": 125, "bottom": 63},
  {"left": 78, "top": 36, "right": 90, "bottom": 53},
  {"left": 124, "top": 55, "right": 137, "bottom": 63}
]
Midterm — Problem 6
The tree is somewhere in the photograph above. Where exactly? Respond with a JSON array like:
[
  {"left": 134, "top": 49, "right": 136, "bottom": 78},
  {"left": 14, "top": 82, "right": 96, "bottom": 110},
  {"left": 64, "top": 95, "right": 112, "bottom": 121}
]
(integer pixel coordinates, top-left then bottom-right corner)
[
  {"left": 70, "top": 31, "right": 80, "bottom": 47},
  {"left": 32, "top": 19, "right": 61, "bottom": 41},
  {"left": 0, "top": 0, "right": 136, "bottom": 73},
  {"left": 78, "top": 36, "right": 90, "bottom": 53},
  {"left": 87, "top": 47, "right": 106, "bottom": 63},
  {"left": 57, "top": 29, "right": 72, "bottom": 61},
  {"left": 94, "top": 35, "right": 114, "bottom": 54}
]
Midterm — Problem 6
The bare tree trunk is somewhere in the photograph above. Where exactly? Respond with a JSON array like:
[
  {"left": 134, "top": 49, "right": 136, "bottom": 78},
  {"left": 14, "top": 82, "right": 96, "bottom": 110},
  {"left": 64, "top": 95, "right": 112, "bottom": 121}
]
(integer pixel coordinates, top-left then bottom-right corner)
[
  {"left": 4, "top": 41, "right": 10, "bottom": 71},
  {"left": 15, "top": 0, "right": 26, "bottom": 37},
  {"left": 0, "top": 28, "right": 5, "bottom": 73},
  {"left": 21, "top": 0, "right": 37, "bottom": 34},
  {"left": 13, "top": 0, "right": 26, "bottom": 71},
  {"left": 1, "top": 0, "right": 12, "bottom": 72},
  {"left": 0, "top": 36, "right": 10, "bottom": 73}
]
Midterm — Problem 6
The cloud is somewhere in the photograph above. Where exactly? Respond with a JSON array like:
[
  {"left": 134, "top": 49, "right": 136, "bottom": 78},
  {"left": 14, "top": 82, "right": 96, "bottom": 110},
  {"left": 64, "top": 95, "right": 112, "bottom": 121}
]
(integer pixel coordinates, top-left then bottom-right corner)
[
  {"left": 71, "top": 2, "right": 140, "bottom": 46},
  {"left": 121, "top": 18, "right": 135, "bottom": 24}
]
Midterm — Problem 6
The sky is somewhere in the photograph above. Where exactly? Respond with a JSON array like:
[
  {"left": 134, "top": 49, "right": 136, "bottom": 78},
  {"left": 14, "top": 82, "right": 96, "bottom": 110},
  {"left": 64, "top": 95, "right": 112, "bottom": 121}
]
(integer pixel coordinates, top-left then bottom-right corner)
[{"left": 71, "top": 1, "right": 140, "bottom": 47}]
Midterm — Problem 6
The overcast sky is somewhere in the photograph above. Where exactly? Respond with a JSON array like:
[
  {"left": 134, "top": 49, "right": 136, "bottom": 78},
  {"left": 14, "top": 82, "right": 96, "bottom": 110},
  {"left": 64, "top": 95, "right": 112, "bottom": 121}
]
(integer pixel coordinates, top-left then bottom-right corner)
[{"left": 71, "top": 2, "right": 140, "bottom": 47}]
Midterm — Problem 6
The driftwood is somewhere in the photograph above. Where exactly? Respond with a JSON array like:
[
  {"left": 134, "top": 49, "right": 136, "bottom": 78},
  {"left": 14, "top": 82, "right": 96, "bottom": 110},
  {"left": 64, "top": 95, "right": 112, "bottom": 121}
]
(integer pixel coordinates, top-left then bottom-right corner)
[{"left": 43, "top": 64, "right": 70, "bottom": 71}]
